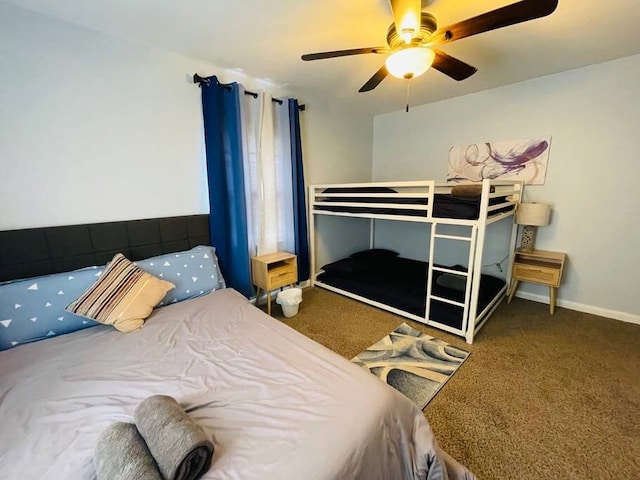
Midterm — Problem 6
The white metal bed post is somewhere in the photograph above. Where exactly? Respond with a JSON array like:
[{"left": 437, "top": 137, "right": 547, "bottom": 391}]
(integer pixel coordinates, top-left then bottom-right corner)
[
  {"left": 424, "top": 221, "right": 437, "bottom": 323},
  {"left": 461, "top": 225, "right": 479, "bottom": 336},
  {"left": 308, "top": 185, "right": 317, "bottom": 287},
  {"left": 505, "top": 181, "right": 524, "bottom": 292},
  {"left": 423, "top": 182, "right": 436, "bottom": 323},
  {"left": 465, "top": 179, "right": 492, "bottom": 344}
]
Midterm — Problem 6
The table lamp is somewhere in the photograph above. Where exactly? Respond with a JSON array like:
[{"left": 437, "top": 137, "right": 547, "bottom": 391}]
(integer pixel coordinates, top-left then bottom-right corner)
[{"left": 516, "top": 202, "right": 551, "bottom": 251}]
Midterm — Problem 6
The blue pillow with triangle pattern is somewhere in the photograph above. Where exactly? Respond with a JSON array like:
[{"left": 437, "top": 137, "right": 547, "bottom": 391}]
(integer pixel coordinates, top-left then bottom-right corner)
[
  {"left": 135, "top": 245, "right": 225, "bottom": 307},
  {"left": 0, "top": 265, "right": 105, "bottom": 351}
]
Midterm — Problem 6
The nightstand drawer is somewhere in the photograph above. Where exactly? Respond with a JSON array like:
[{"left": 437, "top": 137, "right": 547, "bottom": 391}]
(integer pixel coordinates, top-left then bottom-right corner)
[
  {"left": 268, "top": 268, "right": 297, "bottom": 289},
  {"left": 513, "top": 264, "right": 560, "bottom": 286}
]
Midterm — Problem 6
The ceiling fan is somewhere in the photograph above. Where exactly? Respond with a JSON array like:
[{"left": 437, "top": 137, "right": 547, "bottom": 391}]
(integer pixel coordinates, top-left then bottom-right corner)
[{"left": 301, "top": 0, "right": 558, "bottom": 92}]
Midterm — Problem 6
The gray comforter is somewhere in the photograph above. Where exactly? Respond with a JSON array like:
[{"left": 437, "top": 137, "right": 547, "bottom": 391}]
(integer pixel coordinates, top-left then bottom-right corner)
[{"left": 0, "top": 288, "right": 474, "bottom": 479}]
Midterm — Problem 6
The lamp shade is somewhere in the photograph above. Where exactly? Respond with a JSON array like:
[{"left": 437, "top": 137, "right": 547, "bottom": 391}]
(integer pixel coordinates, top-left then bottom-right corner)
[
  {"left": 516, "top": 202, "right": 551, "bottom": 226},
  {"left": 385, "top": 47, "right": 435, "bottom": 79}
]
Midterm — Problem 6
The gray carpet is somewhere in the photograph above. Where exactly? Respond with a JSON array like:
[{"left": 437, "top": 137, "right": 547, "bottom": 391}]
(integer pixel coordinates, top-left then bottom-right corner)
[
  {"left": 352, "top": 322, "right": 469, "bottom": 408},
  {"left": 270, "top": 287, "right": 640, "bottom": 480}
]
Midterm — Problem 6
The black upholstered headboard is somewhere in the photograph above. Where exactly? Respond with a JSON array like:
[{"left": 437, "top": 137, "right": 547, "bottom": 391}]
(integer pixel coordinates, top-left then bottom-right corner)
[{"left": 0, "top": 215, "right": 210, "bottom": 282}]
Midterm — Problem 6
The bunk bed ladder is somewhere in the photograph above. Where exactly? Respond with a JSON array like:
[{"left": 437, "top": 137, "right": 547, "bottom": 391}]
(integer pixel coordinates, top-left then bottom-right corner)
[{"left": 425, "top": 223, "right": 478, "bottom": 337}]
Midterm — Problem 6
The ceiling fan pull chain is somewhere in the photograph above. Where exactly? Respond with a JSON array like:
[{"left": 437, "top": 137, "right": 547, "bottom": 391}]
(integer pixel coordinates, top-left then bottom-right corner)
[{"left": 405, "top": 81, "right": 411, "bottom": 113}]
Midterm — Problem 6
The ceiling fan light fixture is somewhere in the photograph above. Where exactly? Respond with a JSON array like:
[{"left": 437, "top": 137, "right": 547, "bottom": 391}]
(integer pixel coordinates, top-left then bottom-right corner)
[{"left": 385, "top": 47, "right": 435, "bottom": 79}]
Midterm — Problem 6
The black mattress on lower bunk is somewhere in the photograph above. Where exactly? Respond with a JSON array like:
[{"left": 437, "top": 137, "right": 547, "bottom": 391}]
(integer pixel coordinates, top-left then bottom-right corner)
[{"left": 317, "top": 255, "right": 506, "bottom": 331}]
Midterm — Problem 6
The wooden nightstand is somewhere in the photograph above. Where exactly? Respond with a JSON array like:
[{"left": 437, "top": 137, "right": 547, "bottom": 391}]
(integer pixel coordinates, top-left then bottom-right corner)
[
  {"left": 251, "top": 251, "right": 297, "bottom": 315},
  {"left": 508, "top": 249, "right": 566, "bottom": 314}
]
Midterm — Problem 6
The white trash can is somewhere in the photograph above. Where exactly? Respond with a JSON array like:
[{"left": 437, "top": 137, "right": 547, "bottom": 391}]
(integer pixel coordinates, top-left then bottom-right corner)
[{"left": 276, "top": 288, "right": 303, "bottom": 318}]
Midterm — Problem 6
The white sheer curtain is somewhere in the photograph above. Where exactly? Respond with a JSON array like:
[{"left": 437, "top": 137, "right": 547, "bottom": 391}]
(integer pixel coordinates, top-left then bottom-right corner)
[{"left": 240, "top": 90, "right": 295, "bottom": 257}]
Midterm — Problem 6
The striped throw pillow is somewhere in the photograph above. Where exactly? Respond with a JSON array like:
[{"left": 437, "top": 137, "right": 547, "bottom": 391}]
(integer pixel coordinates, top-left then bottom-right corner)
[{"left": 66, "top": 253, "right": 174, "bottom": 332}]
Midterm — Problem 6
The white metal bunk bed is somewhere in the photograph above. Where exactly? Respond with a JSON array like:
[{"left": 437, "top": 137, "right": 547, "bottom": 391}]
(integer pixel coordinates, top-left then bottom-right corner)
[{"left": 308, "top": 179, "right": 524, "bottom": 344}]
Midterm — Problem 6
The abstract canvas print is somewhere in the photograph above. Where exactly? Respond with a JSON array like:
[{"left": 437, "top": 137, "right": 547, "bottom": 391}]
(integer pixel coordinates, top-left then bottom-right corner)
[{"left": 447, "top": 137, "right": 551, "bottom": 185}]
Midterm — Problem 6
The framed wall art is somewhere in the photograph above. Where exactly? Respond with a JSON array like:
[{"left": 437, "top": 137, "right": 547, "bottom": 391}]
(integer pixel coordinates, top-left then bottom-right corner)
[{"left": 447, "top": 137, "right": 551, "bottom": 185}]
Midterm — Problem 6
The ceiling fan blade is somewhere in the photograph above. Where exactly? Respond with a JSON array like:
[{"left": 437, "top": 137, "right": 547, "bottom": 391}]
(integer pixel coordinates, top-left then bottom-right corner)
[
  {"left": 389, "top": 0, "right": 422, "bottom": 43},
  {"left": 431, "top": 49, "right": 477, "bottom": 81},
  {"left": 428, "top": 0, "right": 558, "bottom": 46},
  {"left": 301, "top": 47, "right": 388, "bottom": 61},
  {"left": 359, "top": 65, "right": 389, "bottom": 93}
]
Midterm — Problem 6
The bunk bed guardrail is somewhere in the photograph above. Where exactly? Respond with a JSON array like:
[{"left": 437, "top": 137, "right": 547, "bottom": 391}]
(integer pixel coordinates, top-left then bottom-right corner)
[{"left": 310, "top": 179, "right": 522, "bottom": 225}]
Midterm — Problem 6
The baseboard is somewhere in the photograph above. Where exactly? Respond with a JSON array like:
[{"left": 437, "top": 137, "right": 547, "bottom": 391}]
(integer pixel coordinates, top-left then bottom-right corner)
[{"left": 514, "top": 292, "right": 640, "bottom": 326}]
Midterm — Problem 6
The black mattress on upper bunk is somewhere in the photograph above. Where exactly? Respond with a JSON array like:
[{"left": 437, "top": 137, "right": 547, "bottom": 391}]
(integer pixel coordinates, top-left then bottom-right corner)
[
  {"left": 315, "top": 186, "right": 513, "bottom": 220},
  {"left": 317, "top": 253, "right": 506, "bottom": 331}
]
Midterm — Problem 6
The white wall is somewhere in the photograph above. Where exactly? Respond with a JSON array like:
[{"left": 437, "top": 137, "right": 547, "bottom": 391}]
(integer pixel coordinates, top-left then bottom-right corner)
[
  {"left": 299, "top": 96, "right": 372, "bottom": 185},
  {"left": 372, "top": 55, "right": 640, "bottom": 321},
  {"left": 0, "top": 3, "right": 373, "bottom": 244},
  {"left": 297, "top": 96, "right": 374, "bottom": 268},
  {"left": 0, "top": 3, "right": 206, "bottom": 228}
]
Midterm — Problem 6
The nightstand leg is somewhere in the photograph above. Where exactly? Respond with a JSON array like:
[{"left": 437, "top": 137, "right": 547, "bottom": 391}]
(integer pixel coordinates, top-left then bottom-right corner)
[
  {"left": 549, "top": 287, "right": 557, "bottom": 315},
  {"left": 255, "top": 287, "right": 262, "bottom": 307},
  {"left": 508, "top": 280, "right": 519, "bottom": 303},
  {"left": 267, "top": 290, "right": 271, "bottom": 315}
]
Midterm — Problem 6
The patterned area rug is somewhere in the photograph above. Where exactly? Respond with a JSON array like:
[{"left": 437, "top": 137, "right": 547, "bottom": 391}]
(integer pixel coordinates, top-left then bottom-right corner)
[{"left": 352, "top": 323, "right": 470, "bottom": 409}]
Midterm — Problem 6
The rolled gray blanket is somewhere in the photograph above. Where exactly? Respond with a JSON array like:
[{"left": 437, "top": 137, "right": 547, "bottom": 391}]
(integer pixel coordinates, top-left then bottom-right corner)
[
  {"left": 134, "top": 395, "right": 214, "bottom": 480},
  {"left": 94, "top": 422, "right": 163, "bottom": 480}
]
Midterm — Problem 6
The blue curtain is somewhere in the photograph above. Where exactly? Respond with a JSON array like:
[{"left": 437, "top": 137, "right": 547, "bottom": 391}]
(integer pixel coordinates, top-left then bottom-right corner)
[
  {"left": 199, "top": 76, "right": 252, "bottom": 297},
  {"left": 288, "top": 99, "right": 310, "bottom": 282}
]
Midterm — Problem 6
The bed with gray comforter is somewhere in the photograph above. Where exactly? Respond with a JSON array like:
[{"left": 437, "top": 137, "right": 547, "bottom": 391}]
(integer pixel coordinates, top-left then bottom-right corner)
[{"left": 0, "top": 288, "right": 474, "bottom": 479}]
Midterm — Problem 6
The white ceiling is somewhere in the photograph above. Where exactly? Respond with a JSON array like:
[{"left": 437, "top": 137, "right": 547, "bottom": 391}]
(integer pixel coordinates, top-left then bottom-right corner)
[{"left": 7, "top": 0, "right": 640, "bottom": 115}]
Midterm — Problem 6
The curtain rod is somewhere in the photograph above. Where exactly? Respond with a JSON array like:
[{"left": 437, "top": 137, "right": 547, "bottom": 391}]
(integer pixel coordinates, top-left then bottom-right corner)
[
  {"left": 193, "top": 74, "right": 305, "bottom": 111},
  {"left": 242, "top": 89, "right": 281, "bottom": 105}
]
